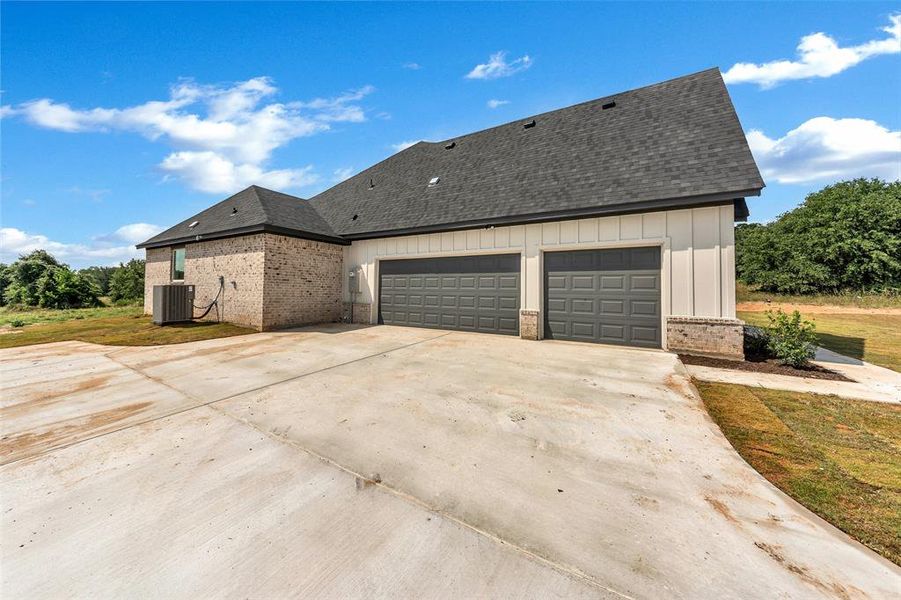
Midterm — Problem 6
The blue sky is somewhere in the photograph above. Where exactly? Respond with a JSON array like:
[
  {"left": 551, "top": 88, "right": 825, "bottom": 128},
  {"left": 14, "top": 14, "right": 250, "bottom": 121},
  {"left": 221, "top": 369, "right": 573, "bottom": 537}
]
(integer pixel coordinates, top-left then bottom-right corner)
[{"left": 1, "top": 2, "right": 899, "bottom": 267}]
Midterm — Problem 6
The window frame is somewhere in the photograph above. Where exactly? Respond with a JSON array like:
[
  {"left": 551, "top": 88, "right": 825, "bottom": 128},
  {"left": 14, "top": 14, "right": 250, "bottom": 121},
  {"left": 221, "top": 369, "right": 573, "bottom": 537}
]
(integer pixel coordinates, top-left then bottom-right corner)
[{"left": 170, "top": 246, "right": 186, "bottom": 282}]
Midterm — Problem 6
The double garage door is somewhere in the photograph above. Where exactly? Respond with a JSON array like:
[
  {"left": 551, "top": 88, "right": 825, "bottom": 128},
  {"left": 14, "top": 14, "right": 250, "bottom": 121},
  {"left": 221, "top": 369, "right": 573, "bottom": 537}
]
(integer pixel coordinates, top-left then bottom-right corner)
[
  {"left": 377, "top": 247, "right": 660, "bottom": 348},
  {"left": 379, "top": 254, "right": 520, "bottom": 335}
]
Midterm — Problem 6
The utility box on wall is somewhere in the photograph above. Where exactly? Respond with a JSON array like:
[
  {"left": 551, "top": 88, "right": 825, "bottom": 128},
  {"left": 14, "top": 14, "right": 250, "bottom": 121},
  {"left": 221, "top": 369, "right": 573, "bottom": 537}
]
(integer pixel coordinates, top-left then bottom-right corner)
[{"left": 152, "top": 284, "right": 195, "bottom": 325}]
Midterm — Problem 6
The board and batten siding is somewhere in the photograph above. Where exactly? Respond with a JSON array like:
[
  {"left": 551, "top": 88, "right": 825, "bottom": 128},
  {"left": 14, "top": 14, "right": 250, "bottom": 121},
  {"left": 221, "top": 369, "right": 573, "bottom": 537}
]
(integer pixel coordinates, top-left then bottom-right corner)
[{"left": 344, "top": 204, "right": 737, "bottom": 324}]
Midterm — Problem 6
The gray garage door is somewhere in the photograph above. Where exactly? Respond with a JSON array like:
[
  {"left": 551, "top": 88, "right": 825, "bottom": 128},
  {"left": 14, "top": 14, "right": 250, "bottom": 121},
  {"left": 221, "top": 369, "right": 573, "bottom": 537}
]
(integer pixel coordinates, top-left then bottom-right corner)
[
  {"left": 379, "top": 254, "right": 520, "bottom": 335},
  {"left": 544, "top": 247, "right": 661, "bottom": 347}
]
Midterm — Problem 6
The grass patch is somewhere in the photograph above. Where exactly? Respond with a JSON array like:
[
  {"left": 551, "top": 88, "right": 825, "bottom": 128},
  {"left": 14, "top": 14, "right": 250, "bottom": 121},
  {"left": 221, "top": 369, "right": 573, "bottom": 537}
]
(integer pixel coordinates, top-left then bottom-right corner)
[
  {"left": 736, "top": 283, "right": 901, "bottom": 309},
  {"left": 697, "top": 381, "right": 901, "bottom": 565},
  {"left": 0, "top": 306, "right": 253, "bottom": 349},
  {"left": 739, "top": 311, "right": 901, "bottom": 372}
]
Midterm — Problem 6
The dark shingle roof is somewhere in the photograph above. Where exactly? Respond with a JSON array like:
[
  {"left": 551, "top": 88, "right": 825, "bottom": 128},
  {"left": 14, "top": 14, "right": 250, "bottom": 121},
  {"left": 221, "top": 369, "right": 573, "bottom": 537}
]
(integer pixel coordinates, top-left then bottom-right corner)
[
  {"left": 137, "top": 185, "right": 347, "bottom": 248},
  {"left": 138, "top": 68, "right": 763, "bottom": 248},
  {"left": 310, "top": 68, "right": 763, "bottom": 238}
]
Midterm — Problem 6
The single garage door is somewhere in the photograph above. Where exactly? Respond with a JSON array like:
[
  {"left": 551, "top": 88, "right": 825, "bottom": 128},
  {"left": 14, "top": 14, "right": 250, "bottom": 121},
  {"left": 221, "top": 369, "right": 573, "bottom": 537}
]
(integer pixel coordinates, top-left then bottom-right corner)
[
  {"left": 379, "top": 254, "right": 520, "bottom": 335},
  {"left": 544, "top": 247, "right": 661, "bottom": 347}
]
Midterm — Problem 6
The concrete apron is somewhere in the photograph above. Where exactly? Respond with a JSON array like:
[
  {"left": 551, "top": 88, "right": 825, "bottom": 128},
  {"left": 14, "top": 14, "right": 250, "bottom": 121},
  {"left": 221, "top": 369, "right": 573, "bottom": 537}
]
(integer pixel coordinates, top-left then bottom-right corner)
[{"left": 2, "top": 325, "right": 899, "bottom": 599}]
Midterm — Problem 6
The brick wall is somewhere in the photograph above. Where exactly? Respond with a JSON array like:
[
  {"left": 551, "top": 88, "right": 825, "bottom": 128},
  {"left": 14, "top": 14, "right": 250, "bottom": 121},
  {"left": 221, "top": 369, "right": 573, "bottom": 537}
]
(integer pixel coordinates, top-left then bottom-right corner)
[
  {"left": 143, "top": 247, "right": 171, "bottom": 315},
  {"left": 261, "top": 234, "right": 344, "bottom": 330},
  {"left": 519, "top": 310, "right": 539, "bottom": 340},
  {"left": 666, "top": 317, "right": 744, "bottom": 361},
  {"left": 188, "top": 235, "right": 267, "bottom": 329}
]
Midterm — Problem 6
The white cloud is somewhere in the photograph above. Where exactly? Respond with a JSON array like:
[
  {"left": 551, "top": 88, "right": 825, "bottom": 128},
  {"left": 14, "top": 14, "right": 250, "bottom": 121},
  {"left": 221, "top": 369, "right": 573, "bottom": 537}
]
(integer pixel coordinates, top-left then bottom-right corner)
[
  {"left": 333, "top": 167, "right": 355, "bottom": 182},
  {"left": 724, "top": 14, "right": 901, "bottom": 88},
  {"left": 1, "top": 223, "right": 161, "bottom": 266},
  {"left": 465, "top": 51, "right": 533, "bottom": 80},
  {"left": 747, "top": 116, "right": 901, "bottom": 184},
  {"left": 159, "top": 151, "right": 318, "bottom": 195},
  {"left": 487, "top": 99, "right": 510, "bottom": 109},
  {"left": 2, "top": 77, "right": 374, "bottom": 194},
  {"left": 390, "top": 140, "right": 419, "bottom": 153},
  {"left": 402, "top": 62, "right": 422, "bottom": 70}
]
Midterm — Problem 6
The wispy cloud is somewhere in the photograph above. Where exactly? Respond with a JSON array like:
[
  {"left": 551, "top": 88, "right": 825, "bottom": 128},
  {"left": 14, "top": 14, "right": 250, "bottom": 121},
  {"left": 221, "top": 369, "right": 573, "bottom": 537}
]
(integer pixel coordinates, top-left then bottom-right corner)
[
  {"left": 333, "top": 167, "right": 355, "bottom": 182},
  {"left": 1, "top": 222, "right": 163, "bottom": 266},
  {"left": 747, "top": 116, "right": 901, "bottom": 184},
  {"left": 1, "top": 77, "right": 374, "bottom": 194},
  {"left": 724, "top": 14, "right": 901, "bottom": 88},
  {"left": 487, "top": 99, "right": 510, "bottom": 109},
  {"left": 402, "top": 62, "right": 422, "bottom": 70},
  {"left": 465, "top": 51, "right": 532, "bottom": 80},
  {"left": 390, "top": 140, "right": 419, "bottom": 153}
]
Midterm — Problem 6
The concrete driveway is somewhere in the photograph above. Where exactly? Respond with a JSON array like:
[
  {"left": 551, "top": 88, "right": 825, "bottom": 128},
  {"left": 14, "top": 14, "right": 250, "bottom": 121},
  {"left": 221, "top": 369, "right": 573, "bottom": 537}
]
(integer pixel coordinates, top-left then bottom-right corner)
[{"left": 2, "top": 325, "right": 898, "bottom": 599}]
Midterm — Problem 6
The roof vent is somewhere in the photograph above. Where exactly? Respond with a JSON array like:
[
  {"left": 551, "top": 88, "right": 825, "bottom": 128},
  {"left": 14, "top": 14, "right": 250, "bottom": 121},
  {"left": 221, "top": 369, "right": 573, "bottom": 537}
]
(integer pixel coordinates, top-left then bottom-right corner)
[
  {"left": 522, "top": 119, "right": 536, "bottom": 129},
  {"left": 188, "top": 220, "right": 199, "bottom": 228},
  {"left": 428, "top": 176, "right": 440, "bottom": 187},
  {"left": 368, "top": 178, "right": 374, "bottom": 189},
  {"left": 352, "top": 214, "right": 358, "bottom": 221},
  {"left": 602, "top": 100, "right": 616, "bottom": 110},
  {"left": 444, "top": 141, "right": 456, "bottom": 150},
  {"left": 231, "top": 207, "right": 239, "bottom": 215}
]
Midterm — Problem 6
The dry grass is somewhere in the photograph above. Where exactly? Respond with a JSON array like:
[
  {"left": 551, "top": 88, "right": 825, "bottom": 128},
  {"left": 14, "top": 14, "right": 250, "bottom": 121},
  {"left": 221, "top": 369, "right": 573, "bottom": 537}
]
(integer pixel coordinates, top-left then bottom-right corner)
[
  {"left": 739, "top": 311, "right": 901, "bottom": 373},
  {"left": 736, "top": 283, "right": 901, "bottom": 309},
  {"left": 698, "top": 381, "right": 901, "bottom": 566},
  {"left": 0, "top": 306, "right": 253, "bottom": 349}
]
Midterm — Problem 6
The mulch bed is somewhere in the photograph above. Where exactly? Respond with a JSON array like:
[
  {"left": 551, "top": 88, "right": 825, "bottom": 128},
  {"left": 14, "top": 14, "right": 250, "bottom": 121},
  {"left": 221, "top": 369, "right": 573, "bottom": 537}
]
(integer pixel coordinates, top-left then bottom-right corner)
[{"left": 679, "top": 353, "right": 854, "bottom": 382}]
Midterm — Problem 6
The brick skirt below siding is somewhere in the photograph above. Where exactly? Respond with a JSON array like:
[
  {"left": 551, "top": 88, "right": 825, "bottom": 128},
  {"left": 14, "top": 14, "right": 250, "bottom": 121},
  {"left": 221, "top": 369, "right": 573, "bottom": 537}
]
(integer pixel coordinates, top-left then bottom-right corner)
[
  {"left": 343, "top": 302, "right": 372, "bottom": 324},
  {"left": 666, "top": 317, "right": 744, "bottom": 361},
  {"left": 519, "top": 310, "right": 539, "bottom": 340}
]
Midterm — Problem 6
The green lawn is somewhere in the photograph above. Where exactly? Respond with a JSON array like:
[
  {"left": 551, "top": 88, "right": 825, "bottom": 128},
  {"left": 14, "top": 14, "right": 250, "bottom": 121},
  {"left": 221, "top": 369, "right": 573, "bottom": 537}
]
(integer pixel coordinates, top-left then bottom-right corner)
[
  {"left": 0, "top": 305, "right": 253, "bottom": 349},
  {"left": 698, "top": 381, "right": 901, "bottom": 566},
  {"left": 736, "top": 283, "right": 901, "bottom": 309},
  {"left": 739, "top": 311, "right": 901, "bottom": 372}
]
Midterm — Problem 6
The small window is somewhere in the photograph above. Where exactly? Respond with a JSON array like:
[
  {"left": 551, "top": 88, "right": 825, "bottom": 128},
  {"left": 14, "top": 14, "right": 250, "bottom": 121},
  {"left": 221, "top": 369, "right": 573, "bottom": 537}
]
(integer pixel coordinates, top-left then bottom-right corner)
[{"left": 171, "top": 247, "right": 186, "bottom": 281}]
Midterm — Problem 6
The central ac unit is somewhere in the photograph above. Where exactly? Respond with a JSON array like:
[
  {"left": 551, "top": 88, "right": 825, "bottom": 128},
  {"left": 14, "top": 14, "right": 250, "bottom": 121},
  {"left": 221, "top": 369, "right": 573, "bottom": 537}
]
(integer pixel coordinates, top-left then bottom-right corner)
[{"left": 152, "top": 284, "right": 195, "bottom": 325}]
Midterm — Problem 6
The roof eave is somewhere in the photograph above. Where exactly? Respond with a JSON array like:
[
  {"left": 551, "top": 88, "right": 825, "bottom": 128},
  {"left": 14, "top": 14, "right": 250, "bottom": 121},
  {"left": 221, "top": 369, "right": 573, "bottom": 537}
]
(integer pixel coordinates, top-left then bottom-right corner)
[
  {"left": 340, "top": 188, "right": 763, "bottom": 240},
  {"left": 136, "top": 223, "right": 350, "bottom": 249}
]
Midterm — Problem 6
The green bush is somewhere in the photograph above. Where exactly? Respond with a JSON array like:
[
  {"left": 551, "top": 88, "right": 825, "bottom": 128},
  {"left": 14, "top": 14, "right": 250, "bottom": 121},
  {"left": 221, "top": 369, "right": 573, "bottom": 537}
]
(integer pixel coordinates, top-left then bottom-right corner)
[
  {"left": 108, "top": 259, "right": 145, "bottom": 303},
  {"left": 736, "top": 179, "right": 901, "bottom": 294},
  {"left": 10, "top": 318, "right": 25, "bottom": 328},
  {"left": 765, "top": 310, "right": 817, "bottom": 367},
  {"left": 35, "top": 266, "right": 102, "bottom": 309},
  {"left": 3, "top": 250, "right": 61, "bottom": 306}
]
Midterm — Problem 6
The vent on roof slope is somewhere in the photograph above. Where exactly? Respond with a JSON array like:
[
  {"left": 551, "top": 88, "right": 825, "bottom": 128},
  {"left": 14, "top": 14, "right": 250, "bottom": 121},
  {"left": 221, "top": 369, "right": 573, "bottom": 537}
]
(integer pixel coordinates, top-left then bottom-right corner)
[
  {"left": 444, "top": 141, "right": 456, "bottom": 150},
  {"left": 602, "top": 100, "right": 616, "bottom": 110},
  {"left": 231, "top": 207, "right": 238, "bottom": 215},
  {"left": 369, "top": 178, "right": 374, "bottom": 189},
  {"left": 523, "top": 119, "right": 536, "bottom": 129},
  {"left": 428, "top": 177, "right": 440, "bottom": 187},
  {"left": 188, "top": 221, "right": 199, "bottom": 229},
  {"left": 352, "top": 214, "right": 358, "bottom": 221}
]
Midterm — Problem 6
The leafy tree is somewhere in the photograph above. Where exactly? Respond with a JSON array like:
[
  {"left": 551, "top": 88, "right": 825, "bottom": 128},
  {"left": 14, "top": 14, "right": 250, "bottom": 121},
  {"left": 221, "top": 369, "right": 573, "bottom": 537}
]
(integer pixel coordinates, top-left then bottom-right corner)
[
  {"left": 108, "top": 259, "right": 145, "bottom": 303},
  {"left": 0, "top": 264, "right": 10, "bottom": 307},
  {"left": 35, "top": 266, "right": 102, "bottom": 309},
  {"left": 3, "top": 250, "right": 61, "bottom": 306},
  {"left": 79, "top": 265, "right": 117, "bottom": 296},
  {"left": 736, "top": 179, "right": 901, "bottom": 294}
]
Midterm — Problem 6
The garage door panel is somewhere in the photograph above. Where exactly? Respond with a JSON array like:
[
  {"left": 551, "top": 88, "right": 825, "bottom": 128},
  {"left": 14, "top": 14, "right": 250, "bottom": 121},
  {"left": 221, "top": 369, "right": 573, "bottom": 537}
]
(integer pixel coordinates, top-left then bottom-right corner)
[
  {"left": 379, "top": 254, "right": 520, "bottom": 335},
  {"left": 545, "top": 248, "right": 661, "bottom": 348}
]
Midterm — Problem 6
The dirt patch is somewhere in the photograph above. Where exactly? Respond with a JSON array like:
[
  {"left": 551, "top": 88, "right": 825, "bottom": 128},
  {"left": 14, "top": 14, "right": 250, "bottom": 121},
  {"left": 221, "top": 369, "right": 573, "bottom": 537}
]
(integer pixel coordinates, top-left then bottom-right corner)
[
  {"left": 737, "top": 302, "right": 901, "bottom": 316},
  {"left": 753, "top": 541, "right": 852, "bottom": 600},
  {"left": 2, "top": 374, "right": 114, "bottom": 419},
  {"left": 0, "top": 401, "right": 152, "bottom": 463},
  {"left": 679, "top": 354, "right": 852, "bottom": 382},
  {"left": 704, "top": 496, "right": 739, "bottom": 524}
]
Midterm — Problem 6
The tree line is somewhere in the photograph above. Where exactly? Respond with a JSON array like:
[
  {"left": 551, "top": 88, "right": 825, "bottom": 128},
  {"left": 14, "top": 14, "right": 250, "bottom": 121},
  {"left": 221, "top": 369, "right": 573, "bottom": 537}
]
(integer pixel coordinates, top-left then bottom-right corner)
[
  {"left": 0, "top": 250, "right": 145, "bottom": 309},
  {"left": 736, "top": 179, "right": 900, "bottom": 295}
]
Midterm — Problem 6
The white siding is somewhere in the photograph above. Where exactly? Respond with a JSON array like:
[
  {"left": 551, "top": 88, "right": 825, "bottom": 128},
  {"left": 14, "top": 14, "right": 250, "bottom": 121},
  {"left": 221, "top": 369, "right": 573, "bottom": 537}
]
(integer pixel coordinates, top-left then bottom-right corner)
[{"left": 344, "top": 205, "right": 737, "bottom": 324}]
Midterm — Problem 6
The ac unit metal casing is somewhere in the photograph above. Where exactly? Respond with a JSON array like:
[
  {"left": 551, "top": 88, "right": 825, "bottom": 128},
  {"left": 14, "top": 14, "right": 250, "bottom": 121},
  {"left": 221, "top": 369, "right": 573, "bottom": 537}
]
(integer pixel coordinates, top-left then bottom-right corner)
[{"left": 152, "top": 284, "right": 195, "bottom": 325}]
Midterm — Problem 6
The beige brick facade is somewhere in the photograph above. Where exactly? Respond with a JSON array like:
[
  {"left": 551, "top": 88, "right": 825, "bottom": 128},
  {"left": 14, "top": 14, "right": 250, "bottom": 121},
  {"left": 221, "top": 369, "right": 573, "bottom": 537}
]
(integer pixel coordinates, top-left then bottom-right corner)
[
  {"left": 262, "top": 235, "right": 344, "bottom": 330},
  {"left": 666, "top": 316, "right": 744, "bottom": 361},
  {"left": 144, "top": 233, "right": 343, "bottom": 331},
  {"left": 519, "top": 310, "right": 539, "bottom": 340},
  {"left": 343, "top": 302, "right": 372, "bottom": 324}
]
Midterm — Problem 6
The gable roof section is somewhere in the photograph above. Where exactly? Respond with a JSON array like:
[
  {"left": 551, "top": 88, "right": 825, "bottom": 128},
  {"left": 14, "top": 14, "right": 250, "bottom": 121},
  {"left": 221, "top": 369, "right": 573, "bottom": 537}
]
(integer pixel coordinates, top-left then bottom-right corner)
[
  {"left": 310, "top": 68, "right": 763, "bottom": 238},
  {"left": 137, "top": 185, "right": 347, "bottom": 249},
  {"left": 138, "top": 68, "right": 763, "bottom": 249}
]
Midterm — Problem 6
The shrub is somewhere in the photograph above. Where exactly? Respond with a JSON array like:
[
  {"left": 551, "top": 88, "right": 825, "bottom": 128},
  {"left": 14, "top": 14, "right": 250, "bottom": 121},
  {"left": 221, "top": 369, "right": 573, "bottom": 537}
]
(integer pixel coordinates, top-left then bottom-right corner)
[
  {"left": 3, "top": 250, "right": 60, "bottom": 306},
  {"left": 35, "top": 266, "right": 101, "bottom": 309},
  {"left": 10, "top": 318, "right": 25, "bottom": 328},
  {"left": 108, "top": 259, "right": 145, "bottom": 303},
  {"left": 765, "top": 310, "right": 817, "bottom": 367}
]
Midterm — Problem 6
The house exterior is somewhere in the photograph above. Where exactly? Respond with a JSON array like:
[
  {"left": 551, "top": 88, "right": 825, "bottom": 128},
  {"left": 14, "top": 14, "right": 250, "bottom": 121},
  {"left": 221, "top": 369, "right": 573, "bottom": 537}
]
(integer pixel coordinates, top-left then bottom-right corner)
[{"left": 138, "top": 68, "right": 764, "bottom": 359}]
